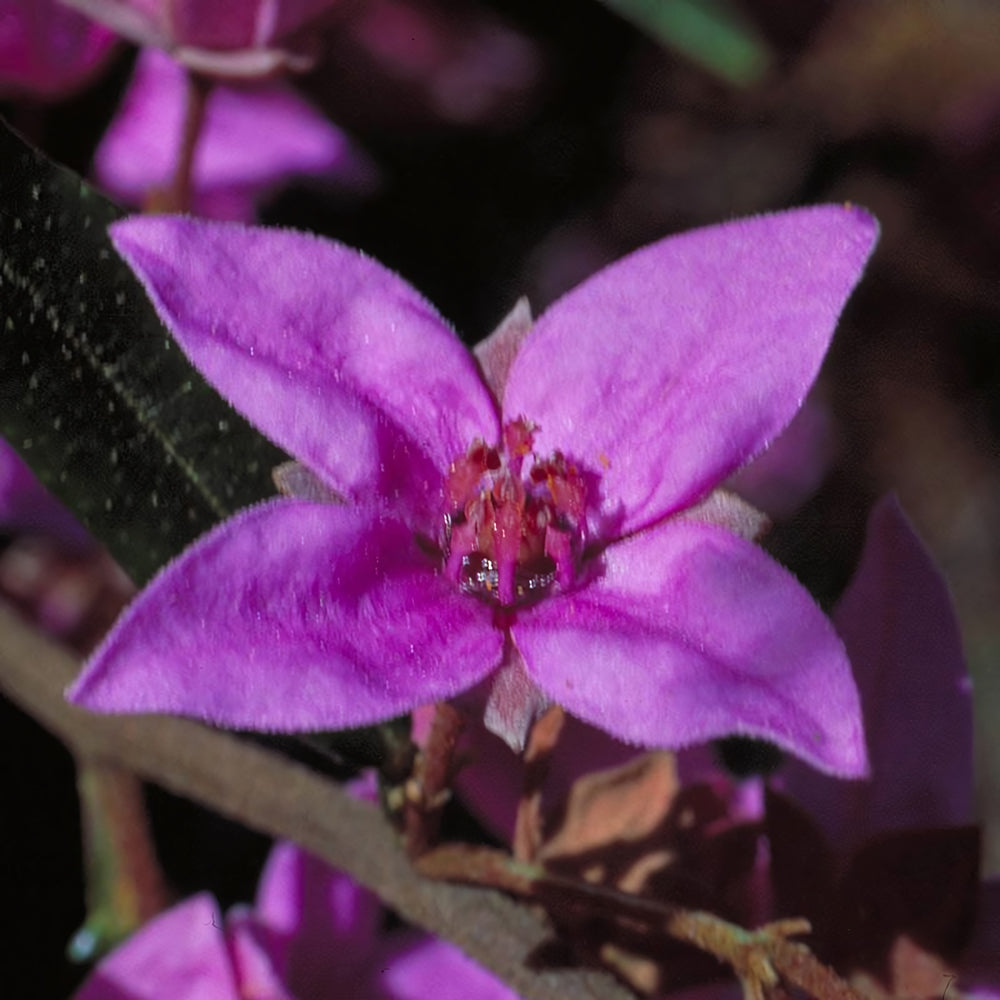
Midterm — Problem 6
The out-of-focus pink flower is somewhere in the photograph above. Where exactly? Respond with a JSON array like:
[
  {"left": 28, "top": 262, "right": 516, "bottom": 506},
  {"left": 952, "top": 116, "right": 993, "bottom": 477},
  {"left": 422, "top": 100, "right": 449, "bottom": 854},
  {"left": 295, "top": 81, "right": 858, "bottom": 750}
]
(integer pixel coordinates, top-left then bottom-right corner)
[
  {"left": 779, "top": 495, "right": 974, "bottom": 849},
  {"left": 93, "top": 48, "right": 376, "bottom": 221},
  {"left": 0, "top": 0, "right": 116, "bottom": 100},
  {"left": 772, "top": 496, "right": 994, "bottom": 995},
  {"left": 343, "top": 0, "right": 540, "bottom": 126},
  {"left": 73, "top": 841, "right": 520, "bottom": 1000},
  {"left": 70, "top": 207, "right": 876, "bottom": 777},
  {"left": 0, "top": 438, "right": 132, "bottom": 647},
  {"left": 60, "top": 0, "right": 341, "bottom": 78}
]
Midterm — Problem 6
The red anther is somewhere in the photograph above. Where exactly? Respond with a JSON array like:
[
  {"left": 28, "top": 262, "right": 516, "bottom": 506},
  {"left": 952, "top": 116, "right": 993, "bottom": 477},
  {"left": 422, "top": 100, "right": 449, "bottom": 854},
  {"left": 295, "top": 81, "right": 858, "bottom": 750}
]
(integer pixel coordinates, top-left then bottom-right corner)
[
  {"left": 503, "top": 418, "right": 536, "bottom": 458},
  {"left": 549, "top": 469, "right": 587, "bottom": 525},
  {"left": 442, "top": 420, "right": 589, "bottom": 608},
  {"left": 445, "top": 440, "right": 491, "bottom": 509}
]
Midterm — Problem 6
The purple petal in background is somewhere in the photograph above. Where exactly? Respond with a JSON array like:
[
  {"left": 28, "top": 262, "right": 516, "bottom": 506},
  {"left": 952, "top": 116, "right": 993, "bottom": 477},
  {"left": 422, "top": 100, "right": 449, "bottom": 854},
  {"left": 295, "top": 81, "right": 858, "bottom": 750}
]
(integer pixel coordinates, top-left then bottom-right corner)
[
  {"left": 73, "top": 895, "right": 239, "bottom": 1000},
  {"left": 255, "top": 840, "right": 381, "bottom": 994},
  {"left": 779, "top": 494, "right": 974, "bottom": 850},
  {"left": 0, "top": 438, "right": 94, "bottom": 550},
  {"left": 381, "top": 937, "right": 521, "bottom": 1000},
  {"left": 727, "top": 393, "right": 838, "bottom": 519}
]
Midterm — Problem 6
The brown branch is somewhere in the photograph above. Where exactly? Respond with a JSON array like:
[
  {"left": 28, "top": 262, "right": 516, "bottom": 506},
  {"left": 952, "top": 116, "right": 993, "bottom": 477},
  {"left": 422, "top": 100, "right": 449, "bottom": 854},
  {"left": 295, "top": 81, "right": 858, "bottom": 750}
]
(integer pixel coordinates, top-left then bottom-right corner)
[
  {"left": 0, "top": 601, "right": 634, "bottom": 1000},
  {"left": 418, "top": 845, "right": 868, "bottom": 1000}
]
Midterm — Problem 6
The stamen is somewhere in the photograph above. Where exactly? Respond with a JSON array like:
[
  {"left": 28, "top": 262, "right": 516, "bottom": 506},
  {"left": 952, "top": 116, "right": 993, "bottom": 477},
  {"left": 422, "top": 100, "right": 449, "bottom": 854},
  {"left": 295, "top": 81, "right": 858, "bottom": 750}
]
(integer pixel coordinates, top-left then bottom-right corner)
[{"left": 441, "top": 419, "right": 589, "bottom": 608}]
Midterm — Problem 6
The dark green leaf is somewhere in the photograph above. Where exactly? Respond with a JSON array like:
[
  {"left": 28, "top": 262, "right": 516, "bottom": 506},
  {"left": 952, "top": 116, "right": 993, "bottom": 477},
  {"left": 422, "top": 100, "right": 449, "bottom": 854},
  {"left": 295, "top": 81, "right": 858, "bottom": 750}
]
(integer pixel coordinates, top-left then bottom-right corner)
[{"left": 0, "top": 119, "right": 286, "bottom": 584}]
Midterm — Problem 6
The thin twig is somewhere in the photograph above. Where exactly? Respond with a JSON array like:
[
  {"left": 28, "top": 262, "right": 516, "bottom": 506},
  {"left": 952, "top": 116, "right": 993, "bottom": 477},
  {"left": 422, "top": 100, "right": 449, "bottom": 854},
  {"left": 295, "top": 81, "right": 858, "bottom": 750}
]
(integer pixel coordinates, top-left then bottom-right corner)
[
  {"left": 71, "top": 763, "right": 171, "bottom": 959},
  {"left": 146, "top": 70, "right": 212, "bottom": 214},
  {"left": 418, "top": 845, "right": 868, "bottom": 1000}
]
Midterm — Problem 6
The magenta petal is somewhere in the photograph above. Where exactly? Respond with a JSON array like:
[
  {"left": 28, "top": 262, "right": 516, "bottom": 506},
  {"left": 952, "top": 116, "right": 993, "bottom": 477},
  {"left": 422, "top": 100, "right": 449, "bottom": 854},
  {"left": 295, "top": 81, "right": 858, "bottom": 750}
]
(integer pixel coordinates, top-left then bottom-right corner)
[
  {"left": 504, "top": 205, "right": 878, "bottom": 536},
  {"left": 94, "top": 50, "right": 375, "bottom": 223},
  {"left": 69, "top": 500, "right": 502, "bottom": 730},
  {"left": 513, "top": 519, "right": 867, "bottom": 777},
  {"left": 73, "top": 895, "right": 238, "bottom": 1000},
  {"left": 780, "top": 496, "right": 974, "bottom": 850},
  {"left": 225, "top": 912, "right": 294, "bottom": 1000},
  {"left": 255, "top": 841, "right": 381, "bottom": 993},
  {"left": 108, "top": 216, "right": 497, "bottom": 520},
  {"left": 380, "top": 938, "right": 521, "bottom": 1000}
]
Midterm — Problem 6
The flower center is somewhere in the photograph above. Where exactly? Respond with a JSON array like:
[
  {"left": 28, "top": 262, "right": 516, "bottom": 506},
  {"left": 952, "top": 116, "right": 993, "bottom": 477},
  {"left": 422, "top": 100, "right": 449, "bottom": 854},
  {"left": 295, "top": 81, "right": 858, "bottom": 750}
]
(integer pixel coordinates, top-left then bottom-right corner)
[{"left": 441, "top": 419, "right": 587, "bottom": 608}]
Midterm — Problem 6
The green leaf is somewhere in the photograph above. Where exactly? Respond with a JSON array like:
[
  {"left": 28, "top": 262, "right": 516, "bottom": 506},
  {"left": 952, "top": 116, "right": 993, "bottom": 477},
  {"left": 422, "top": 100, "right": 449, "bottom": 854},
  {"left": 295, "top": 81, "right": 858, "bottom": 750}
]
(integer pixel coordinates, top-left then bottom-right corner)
[
  {"left": 0, "top": 120, "right": 286, "bottom": 584},
  {"left": 599, "top": 0, "right": 772, "bottom": 86}
]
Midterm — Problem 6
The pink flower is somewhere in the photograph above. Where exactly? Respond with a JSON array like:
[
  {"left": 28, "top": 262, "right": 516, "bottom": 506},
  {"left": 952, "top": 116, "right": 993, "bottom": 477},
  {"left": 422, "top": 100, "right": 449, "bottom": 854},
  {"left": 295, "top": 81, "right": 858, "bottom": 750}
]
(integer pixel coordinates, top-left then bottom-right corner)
[
  {"left": 93, "top": 48, "right": 377, "bottom": 222},
  {"left": 0, "top": 0, "right": 116, "bottom": 100},
  {"left": 772, "top": 496, "right": 995, "bottom": 996},
  {"left": 73, "top": 841, "right": 520, "bottom": 999},
  {"left": 69, "top": 206, "right": 877, "bottom": 776},
  {"left": 779, "top": 495, "right": 975, "bottom": 848},
  {"left": 59, "top": 0, "right": 341, "bottom": 77}
]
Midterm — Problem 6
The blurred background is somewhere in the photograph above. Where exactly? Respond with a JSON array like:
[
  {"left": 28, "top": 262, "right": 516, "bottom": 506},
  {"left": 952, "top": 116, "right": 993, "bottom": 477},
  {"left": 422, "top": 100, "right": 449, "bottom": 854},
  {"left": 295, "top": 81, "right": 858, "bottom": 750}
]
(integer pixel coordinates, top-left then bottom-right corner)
[{"left": 3, "top": 0, "right": 1000, "bottom": 995}]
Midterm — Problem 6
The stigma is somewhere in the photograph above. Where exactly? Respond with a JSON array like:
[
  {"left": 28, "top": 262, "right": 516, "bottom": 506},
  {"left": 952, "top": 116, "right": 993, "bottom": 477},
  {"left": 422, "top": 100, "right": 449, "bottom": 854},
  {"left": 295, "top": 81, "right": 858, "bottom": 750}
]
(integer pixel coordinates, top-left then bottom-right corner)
[{"left": 442, "top": 418, "right": 587, "bottom": 608}]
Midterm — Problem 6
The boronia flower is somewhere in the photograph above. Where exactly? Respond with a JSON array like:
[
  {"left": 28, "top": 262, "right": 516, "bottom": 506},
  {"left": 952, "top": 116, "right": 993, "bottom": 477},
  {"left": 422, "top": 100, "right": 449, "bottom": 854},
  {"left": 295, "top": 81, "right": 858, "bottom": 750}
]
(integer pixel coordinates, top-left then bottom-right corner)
[{"left": 69, "top": 206, "right": 878, "bottom": 776}]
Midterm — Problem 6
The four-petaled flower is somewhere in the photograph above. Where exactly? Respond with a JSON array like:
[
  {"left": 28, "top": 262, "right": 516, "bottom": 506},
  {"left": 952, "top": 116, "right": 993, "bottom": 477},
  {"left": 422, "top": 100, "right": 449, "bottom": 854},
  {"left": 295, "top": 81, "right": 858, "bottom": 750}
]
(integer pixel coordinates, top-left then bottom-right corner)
[{"left": 69, "top": 206, "right": 877, "bottom": 776}]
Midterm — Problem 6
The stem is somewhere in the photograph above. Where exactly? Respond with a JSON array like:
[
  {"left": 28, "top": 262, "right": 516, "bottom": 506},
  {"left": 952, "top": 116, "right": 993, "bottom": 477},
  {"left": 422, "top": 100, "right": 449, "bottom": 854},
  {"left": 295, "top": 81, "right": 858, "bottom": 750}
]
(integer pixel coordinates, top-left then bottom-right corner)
[
  {"left": 69, "top": 763, "right": 170, "bottom": 961},
  {"left": 403, "top": 701, "right": 464, "bottom": 858},
  {"left": 147, "top": 69, "right": 212, "bottom": 214}
]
